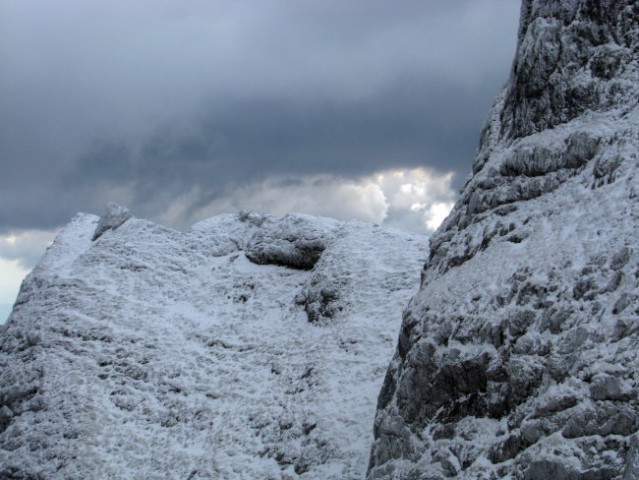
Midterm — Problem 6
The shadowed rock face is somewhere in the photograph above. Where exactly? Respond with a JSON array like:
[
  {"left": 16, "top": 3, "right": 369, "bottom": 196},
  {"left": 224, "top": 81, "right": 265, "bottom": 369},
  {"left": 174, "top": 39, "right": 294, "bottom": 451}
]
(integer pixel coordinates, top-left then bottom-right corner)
[
  {"left": 368, "top": 1, "right": 639, "bottom": 479},
  {"left": 503, "top": 0, "right": 639, "bottom": 139}
]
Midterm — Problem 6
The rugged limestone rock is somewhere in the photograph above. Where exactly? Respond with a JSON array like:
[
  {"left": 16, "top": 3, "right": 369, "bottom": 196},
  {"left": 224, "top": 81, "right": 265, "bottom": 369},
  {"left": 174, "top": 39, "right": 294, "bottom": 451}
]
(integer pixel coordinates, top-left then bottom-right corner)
[
  {"left": 368, "top": 1, "right": 639, "bottom": 479},
  {"left": 91, "top": 202, "right": 132, "bottom": 241},
  {"left": 503, "top": 0, "right": 639, "bottom": 139},
  {"left": 244, "top": 212, "right": 338, "bottom": 270},
  {"left": 0, "top": 210, "right": 427, "bottom": 479}
]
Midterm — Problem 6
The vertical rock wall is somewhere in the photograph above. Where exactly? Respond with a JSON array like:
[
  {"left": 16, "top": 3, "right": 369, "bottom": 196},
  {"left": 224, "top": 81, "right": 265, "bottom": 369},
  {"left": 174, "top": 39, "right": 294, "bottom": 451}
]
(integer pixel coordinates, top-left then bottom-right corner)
[{"left": 368, "top": 1, "right": 639, "bottom": 479}]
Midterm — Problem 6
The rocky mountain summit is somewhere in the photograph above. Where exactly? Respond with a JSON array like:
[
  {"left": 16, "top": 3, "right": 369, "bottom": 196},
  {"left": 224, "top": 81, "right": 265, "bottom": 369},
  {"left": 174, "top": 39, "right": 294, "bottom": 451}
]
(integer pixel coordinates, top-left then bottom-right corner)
[
  {"left": 368, "top": 1, "right": 639, "bottom": 479},
  {"left": 0, "top": 207, "right": 426, "bottom": 479}
]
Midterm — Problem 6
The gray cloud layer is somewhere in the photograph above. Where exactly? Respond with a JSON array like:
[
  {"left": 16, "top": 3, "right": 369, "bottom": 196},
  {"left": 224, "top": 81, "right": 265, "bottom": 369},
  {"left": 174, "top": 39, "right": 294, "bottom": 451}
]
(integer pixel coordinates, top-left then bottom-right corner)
[{"left": 0, "top": 0, "right": 520, "bottom": 232}]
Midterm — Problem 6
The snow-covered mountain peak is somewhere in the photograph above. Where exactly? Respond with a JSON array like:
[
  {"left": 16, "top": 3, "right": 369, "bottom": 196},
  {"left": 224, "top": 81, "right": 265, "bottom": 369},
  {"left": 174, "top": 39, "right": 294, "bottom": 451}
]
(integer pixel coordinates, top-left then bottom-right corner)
[{"left": 0, "top": 210, "right": 427, "bottom": 479}]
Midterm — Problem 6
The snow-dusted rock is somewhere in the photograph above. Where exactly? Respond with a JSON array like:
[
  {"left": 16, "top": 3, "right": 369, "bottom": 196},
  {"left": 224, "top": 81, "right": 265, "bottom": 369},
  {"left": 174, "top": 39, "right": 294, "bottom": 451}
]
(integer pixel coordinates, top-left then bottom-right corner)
[
  {"left": 624, "top": 437, "right": 639, "bottom": 480},
  {"left": 92, "top": 202, "right": 132, "bottom": 241},
  {"left": 245, "top": 213, "right": 339, "bottom": 270},
  {"left": 368, "top": 1, "right": 639, "bottom": 479},
  {"left": 503, "top": 0, "right": 639, "bottom": 139},
  {"left": 0, "top": 211, "right": 427, "bottom": 479}
]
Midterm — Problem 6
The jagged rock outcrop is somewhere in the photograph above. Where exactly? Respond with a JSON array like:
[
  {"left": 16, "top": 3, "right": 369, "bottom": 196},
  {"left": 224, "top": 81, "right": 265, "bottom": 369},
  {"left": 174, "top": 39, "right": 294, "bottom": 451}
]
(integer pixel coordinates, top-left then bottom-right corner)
[
  {"left": 502, "top": 0, "right": 639, "bottom": 140},
  {"left": 244, "top": 212, "right": 338, "bottom": 270},
  {"left": 91, "top": 202, "right": 132, "bottom": 241},
  {"left": 368, "top": 1, "right": 639, "bottom": 479},
  {"left": 0, "top": 210, "right": 427, "bottom": 479}
]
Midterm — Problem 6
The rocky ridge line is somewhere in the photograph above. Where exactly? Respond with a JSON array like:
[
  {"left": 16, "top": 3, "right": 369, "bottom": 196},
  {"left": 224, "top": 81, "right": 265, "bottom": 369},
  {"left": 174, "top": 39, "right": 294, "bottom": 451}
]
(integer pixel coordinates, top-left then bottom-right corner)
[{"left": 0, "top": 209, "right": 426, "bottom": 479}]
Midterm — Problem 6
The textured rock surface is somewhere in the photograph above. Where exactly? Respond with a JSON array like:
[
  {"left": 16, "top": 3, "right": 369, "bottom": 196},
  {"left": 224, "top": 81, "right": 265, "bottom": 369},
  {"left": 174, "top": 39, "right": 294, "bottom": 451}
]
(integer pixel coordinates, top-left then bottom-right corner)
[
  {"left": 244, "top": 211, "right": 338, "bottom": 270},
  {"left": 503, "top": 0, "right": 639, "bottom": 139},
  {"left": 0, "top": 211, "right": 426, "bottom": 479},
  {"left": 368, "top": 1, "right": 639, "bottom": 479},
  {"left": 91, "top": 202, "right": 132, "bottom": 241}
]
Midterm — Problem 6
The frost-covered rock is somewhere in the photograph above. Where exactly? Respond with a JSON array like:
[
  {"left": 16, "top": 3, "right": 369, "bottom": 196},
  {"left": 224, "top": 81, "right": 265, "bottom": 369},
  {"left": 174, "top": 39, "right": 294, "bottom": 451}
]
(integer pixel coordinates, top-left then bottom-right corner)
[
  {"left": 245, "top": 213, "right": 339, "bottom": 270},
  {"left": 368, "top": 1, "right": 639, "bottom": 479},
  {"left": 502, "top": 0, "right": 639, "bottom": 139},
  {"left": 92, "top": 202, "right": 132, "bottom": 240},
  {"left": 624, "top": 437, "right": 639, "bottom": 480},
  {"left": 0, "top": 210, "right": 426, "bottom": 479}
]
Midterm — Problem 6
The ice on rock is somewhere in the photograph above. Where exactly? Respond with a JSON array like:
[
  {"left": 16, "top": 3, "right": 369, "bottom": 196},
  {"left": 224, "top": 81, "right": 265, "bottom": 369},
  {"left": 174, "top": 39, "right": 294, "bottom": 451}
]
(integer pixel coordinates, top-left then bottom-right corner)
[
  {"left": 92, "top": 202, "right": 132, "bottom": 240},
  {"left": 368, "top": 1, "right": 639, "bottom": 479},
  {"left": 245, "top": 213, "right": 339, "bottom": 270},
  {"left": 0, "top": 210, "right": 427, "bottom": 479}
]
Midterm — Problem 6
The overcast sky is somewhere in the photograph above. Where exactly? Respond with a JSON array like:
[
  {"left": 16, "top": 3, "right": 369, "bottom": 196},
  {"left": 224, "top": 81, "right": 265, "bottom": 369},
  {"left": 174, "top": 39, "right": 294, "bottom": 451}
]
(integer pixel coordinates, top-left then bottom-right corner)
[{"left": 0, "top": 0, "right": 521, "bottom": 318}]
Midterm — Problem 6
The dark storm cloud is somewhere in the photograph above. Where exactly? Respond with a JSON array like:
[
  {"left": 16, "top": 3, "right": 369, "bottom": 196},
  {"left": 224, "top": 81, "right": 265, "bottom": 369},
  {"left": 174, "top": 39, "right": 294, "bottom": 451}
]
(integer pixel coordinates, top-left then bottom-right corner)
[
  {"left": 71, "top": 73, "right": 494, "bottom": 217},
  {"left": 0, "top": 0, "right": 520, "bottom": 233}
]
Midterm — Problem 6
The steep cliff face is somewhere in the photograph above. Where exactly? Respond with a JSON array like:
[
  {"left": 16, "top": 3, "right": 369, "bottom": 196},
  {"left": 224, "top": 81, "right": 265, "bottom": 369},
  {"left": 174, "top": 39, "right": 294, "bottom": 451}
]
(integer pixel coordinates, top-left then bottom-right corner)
[
  {"left": 0, "top": 209, "right": 426, "bottom": 479},
  {"left": 503, "top": 0, "right": 639, "bottom": 140},
  {"left": 368, "top": 1, "right": 639, "bottom": 479}
]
